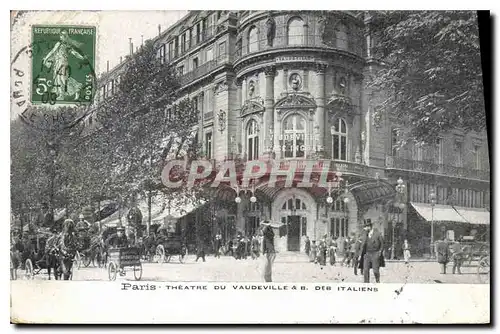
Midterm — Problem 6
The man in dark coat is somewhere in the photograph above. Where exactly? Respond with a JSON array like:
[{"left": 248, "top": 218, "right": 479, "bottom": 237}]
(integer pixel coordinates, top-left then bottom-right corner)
[
  {"left": 261, "top": 220, "right": 278, "bottom": 282},
  {"left": 196, "top": 239, "right": 206, "bottom": 262},
  {"left": 359, "top": 221, "right": 385, "bottom": 283},
  {"left": 435, "top": 235, "right": 450, "bottom": 274},
  {"left": 106, "top": 226, "right": 129, "bottom": 248},
  {"left": 352, "top": 234, "right": 364, "bottom": 276}
]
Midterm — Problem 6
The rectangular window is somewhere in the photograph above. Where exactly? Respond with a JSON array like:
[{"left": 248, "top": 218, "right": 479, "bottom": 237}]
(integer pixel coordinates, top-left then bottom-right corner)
[
  {"left": 169, "top": 41, "right": 175, "bottom": 59},
  {"left": 340, "top": 136, "right": 347, "bottom": 160},
  {"left": 412, "top": 142, "right": 423, "bottom": 161},
  {"left": 178, "top": 65, "right": 184, "bottom": 76},
  {"left": 391, "top": 128, "right": 398, "bottom": 157},
  {"left": 206, "top": 48, "right": 213, "bottom": 61},
  {"left": 301, "top": 217, "right": 307, "bottom": 236},
  {"left": 100, "top": 86, "right": 106, "bottom": 101},
  {"left": 181, "top": 34, "right": 186, "bottom": 53},
  {"left": 454, "top": 141, "right": 463, "bottom": 167},
  {"left": 106, "top": 81, "right": 113, "bottom": 98},
  {"left": 159, "top": 44, "right": 166, "bottom": 64},
  {"left": 473, "top": 145, "right": 481, "bottom": 170},
  {"left": 192, "top": 57, "right": 199, "bottom": 70},
  {"left": 205, "top": 132, "right": 212, "bottom": 159},
  {"left": 218, "top": 41, "right": 226, "bottom": 59},
  {"left": 435, "top": 138, "right": 443, "bottom": 164},
  {"left": 192, "top": 96, "right": 198, "bottom": 112}
]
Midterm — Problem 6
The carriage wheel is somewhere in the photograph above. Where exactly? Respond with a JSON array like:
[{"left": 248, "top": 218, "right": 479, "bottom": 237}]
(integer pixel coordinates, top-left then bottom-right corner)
[
  {"left": 156, "top": 245, "right": 165, "bottom": 264},
  {"left": 10, "top": 252, "right": 18, "bottom": 280},
  {"left": 133, "top": 263, "right": 143, "bottom": 281},
  {"left": 74, "top": 251, "right": 82, "bottom": 270},
  {"left": 24, "top": 259, "right": 34, "bottom": 280},
  {"left": 108, "top": 262, "right": 118, "bottom": 281},
  {"left": 477, "top": 256, "right": 490, "bottom": 284}
]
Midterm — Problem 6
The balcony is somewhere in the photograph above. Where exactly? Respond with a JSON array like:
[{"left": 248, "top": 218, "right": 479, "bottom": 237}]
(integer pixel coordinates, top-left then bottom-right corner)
[
  {"left": 235, "top": 34, "right": 363, "bottom": 62},
  {"left": 386, "top": 156, "right": 490, "bottom": 181},
  {"left": 179, "top": 60, "right": 217, "bottom": 86}
]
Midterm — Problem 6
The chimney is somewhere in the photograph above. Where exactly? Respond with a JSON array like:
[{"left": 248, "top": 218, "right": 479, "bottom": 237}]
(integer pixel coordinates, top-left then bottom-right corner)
[
  {"left": 106, "top": 60, "right": 109, "bottom": 72},
  {"left": 120, "top": 56, "right": 122, "bottom": 63},
  {"left": 158, "top": 24, "right": 161, "bottom": 36},
  {"left": 129, "top": 38, "right": 133, "bottom": 56}
]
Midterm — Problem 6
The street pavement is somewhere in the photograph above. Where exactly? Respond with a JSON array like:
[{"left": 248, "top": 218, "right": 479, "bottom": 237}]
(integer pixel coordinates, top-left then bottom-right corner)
[{"left": 16, "top": 252, "right": 488, "bottom": 284}]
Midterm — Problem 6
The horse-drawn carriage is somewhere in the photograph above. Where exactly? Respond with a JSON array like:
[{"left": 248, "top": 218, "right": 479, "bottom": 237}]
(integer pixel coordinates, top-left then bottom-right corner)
[
  {"left": 154, "top": 223, "right": 188, "bottom": 264},
  {"left": 13, "top": 228, "right": 73, "bottom": 280},
  {"left": 458, "top": 236, "right": 490, "bottom": 283}
]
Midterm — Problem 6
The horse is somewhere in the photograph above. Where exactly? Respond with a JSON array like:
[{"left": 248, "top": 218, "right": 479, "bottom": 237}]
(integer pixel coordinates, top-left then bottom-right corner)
[
  {"left": 44, "top": 234, "right": 63, "bottom": 280},
  {"left": 57, "top": 233, "right": 79, "bottom": 280}
]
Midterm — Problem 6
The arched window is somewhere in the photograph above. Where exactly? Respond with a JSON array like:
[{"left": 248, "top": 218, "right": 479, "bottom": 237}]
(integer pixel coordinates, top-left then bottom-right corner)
[
  {"left": 287, "top": 17, "right": 304, "bottom": 45},
  {"left": 282, "top": 197, "right": 307, "bottom": 210},
  {"left": 331, "top": 118, "right": 347, "bottom": 161},
  {"left": 247, "top": 119, "right": 259, "bottom": 160},
  {"left": 282, "top": 114, "right": 306, "bottom": 158},
  {"left": 335, "top": 23, "right": 348, "bottom": 50},
  {"left": 248, "top": 26, "right": 258, "bottom": 53}
]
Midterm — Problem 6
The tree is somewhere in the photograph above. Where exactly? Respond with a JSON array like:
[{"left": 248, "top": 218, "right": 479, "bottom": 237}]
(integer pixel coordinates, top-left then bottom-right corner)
[
  {"left": 366, "top": 11, "right": 486, "bottom": 144},
  {"left": 92, "top": 39, "right": 200, "bottom": 233}
]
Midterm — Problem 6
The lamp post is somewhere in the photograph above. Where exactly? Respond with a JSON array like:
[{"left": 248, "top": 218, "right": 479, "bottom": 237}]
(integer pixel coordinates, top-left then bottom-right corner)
[
  {"left": 429, "top": 191, "right": 436, "bottom": 258},
  {"left": 392, "top": 177, "right": 406, "bottom": 260}
]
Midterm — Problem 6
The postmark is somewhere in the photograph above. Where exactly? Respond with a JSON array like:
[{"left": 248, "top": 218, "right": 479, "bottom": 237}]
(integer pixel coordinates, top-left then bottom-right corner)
[{"left": 31, "top": 25, "right": 96, "bottom": 105}]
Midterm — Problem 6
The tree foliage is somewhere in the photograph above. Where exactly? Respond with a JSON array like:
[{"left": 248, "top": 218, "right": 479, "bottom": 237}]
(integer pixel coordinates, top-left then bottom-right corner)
[{"left": 367, "top": 11, "right": 486, "bottom": 144}]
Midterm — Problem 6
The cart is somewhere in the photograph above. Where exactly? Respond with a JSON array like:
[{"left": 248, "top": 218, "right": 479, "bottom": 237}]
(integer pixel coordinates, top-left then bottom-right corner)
[
  {"left": 154, "top": 234, "right": 187, "bottom": 264},
  {"left": 107, "top": 247, "right": 143, "bottom": 281}
]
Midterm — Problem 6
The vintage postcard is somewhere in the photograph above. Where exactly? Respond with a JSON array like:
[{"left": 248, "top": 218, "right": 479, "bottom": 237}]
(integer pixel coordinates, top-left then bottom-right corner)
[{"left": 10, "top": 10, "right": 490, "bottom": 324}]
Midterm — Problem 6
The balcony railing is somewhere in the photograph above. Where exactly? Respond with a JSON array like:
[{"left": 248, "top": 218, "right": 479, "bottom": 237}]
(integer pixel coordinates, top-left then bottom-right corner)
[
  {"left": 386, "top": 156, "right": 490, "bottom": 181},
  {"left": 235, "top": 34, "right": 363, "bottom": 60},
  {"left": 179, "top": 54, "right": 230, "bottom": 86}
]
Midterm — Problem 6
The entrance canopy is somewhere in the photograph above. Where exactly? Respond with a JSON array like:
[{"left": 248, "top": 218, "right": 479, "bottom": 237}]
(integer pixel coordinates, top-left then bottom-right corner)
[{"left": 411, "top": 203, "right": 467, "bottom": 223}]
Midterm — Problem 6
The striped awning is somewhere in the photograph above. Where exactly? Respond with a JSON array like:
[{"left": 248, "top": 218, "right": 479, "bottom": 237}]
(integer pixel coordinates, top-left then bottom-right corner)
[
  {"left": 411, "top": 203, "right": 467, "bottom": 223},
  {"left": 454, "top": 207, "right": 490, "bottom": 225}
]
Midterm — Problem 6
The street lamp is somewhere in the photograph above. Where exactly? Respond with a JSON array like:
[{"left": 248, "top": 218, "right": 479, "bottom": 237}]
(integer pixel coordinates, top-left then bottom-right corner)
[
  {"left": 326, "top": 171, "right": 344, "bottom": 204},
  {"left": 392, "top": 177, "right": 406, "bottom": 260},
  {"left": 429, "top": 191, "right": 436, "bottom": 258},
  {"left": 232, "top": 179, "right": 257, "bottom": 204}
]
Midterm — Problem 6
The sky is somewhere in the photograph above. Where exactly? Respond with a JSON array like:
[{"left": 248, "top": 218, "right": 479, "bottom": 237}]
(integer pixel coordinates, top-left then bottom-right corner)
[{"left": 11, "top": 10, "right": 189, "bottom": 75}]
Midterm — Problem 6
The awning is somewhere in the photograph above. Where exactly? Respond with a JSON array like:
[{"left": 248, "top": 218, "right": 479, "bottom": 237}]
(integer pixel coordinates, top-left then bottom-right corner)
[
  {"left": 411, "top": 203, "right": 467, "bottom": 223},
  {"left": 152, "top": 197, "right": 206, "bottom": 222},
  {"left": 454, "top": 207, "right": 490, "bottom": 225}
]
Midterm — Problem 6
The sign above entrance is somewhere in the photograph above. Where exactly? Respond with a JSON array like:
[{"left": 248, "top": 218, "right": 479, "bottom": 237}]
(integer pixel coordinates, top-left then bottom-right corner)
[{"left": 275, "top": 56, "right": 315, "bottom": 63}]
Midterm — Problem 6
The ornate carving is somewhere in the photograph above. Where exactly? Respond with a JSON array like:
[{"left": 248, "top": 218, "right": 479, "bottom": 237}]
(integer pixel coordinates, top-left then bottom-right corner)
[
  {"left": 275, "top": 93, "right": 316, "bottom": 110},
  {"left": 289, "top": 73, "right": 302, "bottom": 91},
  {"left": 217, "top": 109, "right": 226, "bottom": 133},
  {"left": 236, "top": 33, "right": 242, "bottom": 57},
  {"left": 248, "top": 80, "right": 255, "bottom": 97},
  {"left": 318, "top": 16, "right": 326, "bottom": 41},
  {"left": 266, "top": 15, "right": 276, "bottom": 47},
  {"left": 215, "top": 81, "right": 229, "bottom": 95},
  {"left": 315, "top": 63, "right": 328, "bottom": 74},
  {"left": 241, "top": 100, "right": 265, "bottom": 116},
  {"left": 372, "top": 107, "right": 384, "bottom": 130},
  {"left": 264, "top": 66, "right": 276, "bottom": 77},
  {"left": 326, "top": 94, "right": 353, "bottom": 113}
]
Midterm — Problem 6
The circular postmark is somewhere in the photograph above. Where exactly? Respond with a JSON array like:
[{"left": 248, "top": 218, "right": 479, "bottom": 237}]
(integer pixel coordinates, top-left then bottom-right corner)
[{"left": 11, "top": 25, "right": 98, "bottom": 131}]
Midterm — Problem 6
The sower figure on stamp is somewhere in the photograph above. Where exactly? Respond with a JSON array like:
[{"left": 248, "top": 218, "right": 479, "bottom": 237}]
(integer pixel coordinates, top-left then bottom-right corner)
[
  {"left": 359, "top": 221, "right": 385, "bottom": 283},
  {"left": 435, "top": 235, "right": 450, "bottom": 274},
  {"left": 260, "top": 220, "right": 278, "bottom": 282}
]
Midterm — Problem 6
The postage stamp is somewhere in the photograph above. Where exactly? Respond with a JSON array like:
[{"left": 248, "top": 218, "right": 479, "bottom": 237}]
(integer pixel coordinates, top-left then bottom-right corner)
[{"left": 31, "top": 25, "right": 96, "bottom": 105}]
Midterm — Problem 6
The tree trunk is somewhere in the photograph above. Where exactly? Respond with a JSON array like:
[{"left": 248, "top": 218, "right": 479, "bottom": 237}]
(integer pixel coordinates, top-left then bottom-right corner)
[{"left": 147, "top": 191, "right": 152, "bottom": 235}]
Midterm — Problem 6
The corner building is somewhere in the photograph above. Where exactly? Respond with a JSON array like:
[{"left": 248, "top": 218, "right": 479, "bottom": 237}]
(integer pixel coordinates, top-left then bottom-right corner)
[{"left": 95, "top": 11, "right": 490, "bottom": 255}]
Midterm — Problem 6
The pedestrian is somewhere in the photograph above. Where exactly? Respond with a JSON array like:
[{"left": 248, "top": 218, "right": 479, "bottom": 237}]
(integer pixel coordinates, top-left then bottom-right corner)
[
  {"left": 214, "top": 232, "right": 222, "bottom": 258},
  {"left": 435, "top": 235, "right": 450, "bottom": 274},
  {"left": 352, "top": 234, "right": 363, "bottom": 276},
  {"left": 251, "top": 234, "right": 260, "bottom": 259},
  {"left": 359, "top": 221, "right": 385, "bottom": 283},
  {"left": 403, "top": 239, "right": 411, "bottom": 264},
  {"left": 329, "top": 236, "right": 337, "bottom": 266},
  {"left": 319, "top": 234, "right": 328, "bottom": 266},
  {"left": 310, "top": 240, "right": 318, "bottom": 263},
  {"left": 196, "top": 239, "right": 206, "bottom": 262},
  {"left": 260, "top": 220, "right": 278, "bottom": 282},
  {"left": 342, "top": 236, "right": 351, "bottom": 266},
  {"left": 450, "top": 241, "right": 464, "bottom": 274},
  {"left": 304, "top": 236, "right": 311, "bottom": 256},
  {"left": 227, "top": 239, "right": 233, "bottom": 257}
]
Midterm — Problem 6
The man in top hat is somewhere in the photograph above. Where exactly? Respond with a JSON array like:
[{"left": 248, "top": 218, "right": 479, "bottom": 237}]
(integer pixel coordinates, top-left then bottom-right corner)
[
  {"left": 359, "top": 220, "right": 385, "bottom": 283},
  {"left": 260, "top": 220, "right": 280, "bottom": 282}
]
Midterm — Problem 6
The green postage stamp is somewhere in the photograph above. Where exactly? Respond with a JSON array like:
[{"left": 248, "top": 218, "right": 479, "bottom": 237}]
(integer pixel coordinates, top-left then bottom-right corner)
[{"left": 31, "top": 25, "right": 96, "bottom": 105}]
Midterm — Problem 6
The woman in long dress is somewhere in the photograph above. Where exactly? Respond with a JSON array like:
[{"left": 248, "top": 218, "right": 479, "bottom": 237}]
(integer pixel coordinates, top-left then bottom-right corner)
[{"left": 42, "top": 30, "right": 86, "bottom": 101}]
